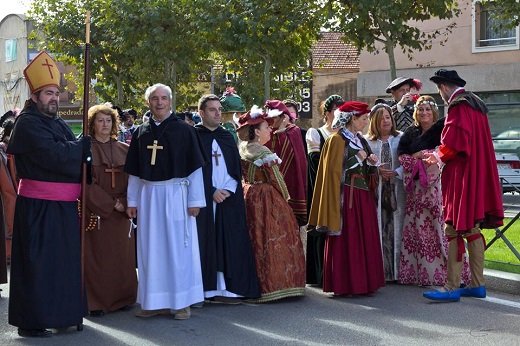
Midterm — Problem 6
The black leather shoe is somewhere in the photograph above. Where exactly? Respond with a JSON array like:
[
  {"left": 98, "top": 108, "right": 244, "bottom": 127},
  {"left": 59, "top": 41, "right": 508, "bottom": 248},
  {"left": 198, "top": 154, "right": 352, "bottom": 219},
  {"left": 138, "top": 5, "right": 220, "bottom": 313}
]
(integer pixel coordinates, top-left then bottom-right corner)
[
  {"left": 17, "top": 328, "right": 52, "bottom": 338},
  {"left": 89, "top": 310, "right": 105, "bottom": 317}
]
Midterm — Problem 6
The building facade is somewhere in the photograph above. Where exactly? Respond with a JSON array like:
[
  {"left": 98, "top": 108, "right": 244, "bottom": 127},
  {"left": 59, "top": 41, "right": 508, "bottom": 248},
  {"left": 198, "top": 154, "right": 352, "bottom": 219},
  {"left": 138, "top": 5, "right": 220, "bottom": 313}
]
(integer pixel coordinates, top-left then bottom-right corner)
[
  {"left": 356, "top": 0, "right": 520, "bottom": 137},
  {"left": 0, "top": 14, "right": 82, "bottom": 121}
]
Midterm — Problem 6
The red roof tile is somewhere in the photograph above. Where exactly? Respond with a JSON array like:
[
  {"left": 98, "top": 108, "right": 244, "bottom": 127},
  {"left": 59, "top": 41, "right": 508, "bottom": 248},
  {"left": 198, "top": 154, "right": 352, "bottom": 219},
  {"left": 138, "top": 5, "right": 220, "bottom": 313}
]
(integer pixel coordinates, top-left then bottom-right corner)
[{"left": 312, "top": 32, "right": 359, "bottom": 70}]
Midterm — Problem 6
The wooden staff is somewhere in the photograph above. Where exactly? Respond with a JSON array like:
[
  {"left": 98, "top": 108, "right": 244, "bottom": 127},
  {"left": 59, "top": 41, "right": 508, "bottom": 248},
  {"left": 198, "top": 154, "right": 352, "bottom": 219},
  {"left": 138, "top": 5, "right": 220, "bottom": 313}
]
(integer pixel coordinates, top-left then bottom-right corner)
[{"left": 78, "top": 10, "right": 91, "bottom": 332}]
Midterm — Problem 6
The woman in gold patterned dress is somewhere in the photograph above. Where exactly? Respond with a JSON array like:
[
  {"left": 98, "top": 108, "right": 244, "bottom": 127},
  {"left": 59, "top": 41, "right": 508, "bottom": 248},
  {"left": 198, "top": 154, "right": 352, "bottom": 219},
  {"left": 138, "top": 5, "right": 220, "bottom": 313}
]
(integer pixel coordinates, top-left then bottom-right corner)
[{"left": 237, "top": 106, "right": 306, "bottom": 302}]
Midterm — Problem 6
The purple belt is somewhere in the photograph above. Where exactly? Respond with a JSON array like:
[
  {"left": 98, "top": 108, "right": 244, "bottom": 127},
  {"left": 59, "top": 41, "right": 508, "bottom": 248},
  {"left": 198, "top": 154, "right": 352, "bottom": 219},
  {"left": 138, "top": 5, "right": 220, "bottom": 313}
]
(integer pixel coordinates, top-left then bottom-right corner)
[{"left": 18, "top": 179, "right": 81, "bottom": 202}]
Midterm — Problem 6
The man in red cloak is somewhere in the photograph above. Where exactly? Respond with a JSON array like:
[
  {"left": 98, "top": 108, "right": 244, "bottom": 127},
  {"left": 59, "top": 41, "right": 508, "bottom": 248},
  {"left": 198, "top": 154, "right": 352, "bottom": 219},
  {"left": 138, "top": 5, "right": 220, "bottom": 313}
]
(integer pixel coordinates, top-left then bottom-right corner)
[{"left": 423, "top": 69, "right": 504, "bottom": 302}]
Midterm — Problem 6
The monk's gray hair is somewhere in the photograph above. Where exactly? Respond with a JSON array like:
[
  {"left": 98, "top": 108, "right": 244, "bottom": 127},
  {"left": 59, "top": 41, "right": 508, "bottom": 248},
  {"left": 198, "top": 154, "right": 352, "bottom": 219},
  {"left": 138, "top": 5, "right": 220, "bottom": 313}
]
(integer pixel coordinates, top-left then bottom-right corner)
[{"left": 145, "top": 83, "right": 172, "bottom": 101}]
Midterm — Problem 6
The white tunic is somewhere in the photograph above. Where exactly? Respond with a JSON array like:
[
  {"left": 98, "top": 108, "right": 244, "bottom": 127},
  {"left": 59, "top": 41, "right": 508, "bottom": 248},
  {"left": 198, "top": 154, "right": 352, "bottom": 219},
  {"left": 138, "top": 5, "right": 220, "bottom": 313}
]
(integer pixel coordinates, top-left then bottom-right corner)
[
  {"left": 127, "top": 168, "right": 205, "bottom": 310},
  {"left": 204, "top": 140, "right": 240, "bottom": 299}
]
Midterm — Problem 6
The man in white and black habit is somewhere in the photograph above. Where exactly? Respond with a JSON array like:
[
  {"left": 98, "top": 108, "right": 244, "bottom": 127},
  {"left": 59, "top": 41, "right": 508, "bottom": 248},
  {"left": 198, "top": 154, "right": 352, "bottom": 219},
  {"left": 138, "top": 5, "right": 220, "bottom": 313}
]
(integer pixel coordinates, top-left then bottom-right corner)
[
  {"left": 195, "top": 94, "right": 260, "bottom": 304},
  {"left": 124, "top": 83, "right": 207, "bottom": 320}
]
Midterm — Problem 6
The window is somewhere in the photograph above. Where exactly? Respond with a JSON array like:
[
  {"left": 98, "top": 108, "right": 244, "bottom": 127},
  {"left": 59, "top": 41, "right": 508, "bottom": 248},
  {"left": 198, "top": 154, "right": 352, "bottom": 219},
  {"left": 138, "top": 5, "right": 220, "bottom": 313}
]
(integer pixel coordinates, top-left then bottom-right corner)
[
  {"left": 478, "top": 92, "right": 520, "bottom": 155},
  {"left": 472, "top": 1, "right": 519, "bottom": 52},
  {"left": 5, "top": 39, "right": 17, "bottom": 62}
]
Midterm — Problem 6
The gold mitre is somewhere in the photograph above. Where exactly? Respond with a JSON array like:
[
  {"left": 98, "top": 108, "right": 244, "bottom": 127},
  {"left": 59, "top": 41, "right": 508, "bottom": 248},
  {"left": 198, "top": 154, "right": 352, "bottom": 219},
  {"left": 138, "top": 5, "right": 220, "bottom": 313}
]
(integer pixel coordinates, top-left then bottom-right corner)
[{"left": 23, "top": 51, "right": 61, "bottom": 94}]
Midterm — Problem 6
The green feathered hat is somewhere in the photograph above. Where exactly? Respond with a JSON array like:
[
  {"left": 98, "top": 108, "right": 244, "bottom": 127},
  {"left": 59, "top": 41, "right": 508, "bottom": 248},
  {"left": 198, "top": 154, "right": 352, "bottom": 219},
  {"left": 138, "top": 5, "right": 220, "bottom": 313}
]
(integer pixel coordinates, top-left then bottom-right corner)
[{"left": 220, "top": 86, "right": 246, "bottom": 112}]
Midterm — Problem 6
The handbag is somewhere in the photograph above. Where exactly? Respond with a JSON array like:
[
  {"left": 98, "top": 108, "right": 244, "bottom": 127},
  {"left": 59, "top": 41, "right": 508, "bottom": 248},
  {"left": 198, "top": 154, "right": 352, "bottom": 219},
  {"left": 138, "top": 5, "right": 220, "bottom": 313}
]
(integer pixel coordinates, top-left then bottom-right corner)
[{"left": 367, "top": 167, "right": 379, "bottom": 192}]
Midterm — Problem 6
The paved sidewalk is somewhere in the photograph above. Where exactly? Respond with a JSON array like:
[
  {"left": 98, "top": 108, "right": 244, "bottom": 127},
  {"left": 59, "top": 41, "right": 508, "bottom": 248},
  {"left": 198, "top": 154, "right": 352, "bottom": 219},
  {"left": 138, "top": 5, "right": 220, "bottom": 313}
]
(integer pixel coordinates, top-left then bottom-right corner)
[{"left": 484, "top": 268, "right": 520, "bottom": 295}]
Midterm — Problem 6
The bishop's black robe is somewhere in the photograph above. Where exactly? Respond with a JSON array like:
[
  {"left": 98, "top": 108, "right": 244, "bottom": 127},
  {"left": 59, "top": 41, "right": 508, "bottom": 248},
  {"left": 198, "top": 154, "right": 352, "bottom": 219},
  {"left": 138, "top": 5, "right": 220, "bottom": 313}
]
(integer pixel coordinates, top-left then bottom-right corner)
[
  {"left": 7, "top": 100, "right": 88, "bottom": 329},
  {"left": 195, "top": 125, "right": 260, "bottom": 298}
]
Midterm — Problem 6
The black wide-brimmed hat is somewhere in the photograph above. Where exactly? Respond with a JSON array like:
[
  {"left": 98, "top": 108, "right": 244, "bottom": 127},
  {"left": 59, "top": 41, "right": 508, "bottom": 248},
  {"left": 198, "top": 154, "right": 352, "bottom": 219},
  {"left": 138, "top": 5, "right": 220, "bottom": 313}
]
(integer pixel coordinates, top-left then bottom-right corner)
[
  {"left": 429, "top": 69, "right": 466, "bottom": 87},
  {"left": 386, "top": 77, "right": 414, "bottom": 93}
]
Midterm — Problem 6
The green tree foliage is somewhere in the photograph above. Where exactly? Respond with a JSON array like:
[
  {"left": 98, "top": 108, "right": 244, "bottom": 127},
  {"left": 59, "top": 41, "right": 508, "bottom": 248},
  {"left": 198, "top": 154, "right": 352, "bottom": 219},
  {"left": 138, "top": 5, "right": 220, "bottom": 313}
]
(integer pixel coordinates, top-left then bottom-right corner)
[
  {"left": 324, "top": 0, "right": 461, "bottom": 79},
  {"left": 479, "top": 0, "right": 520, "bottom": 28},
  {"left": 28, "top": 0, "right": 209, "bottom": 112},
  {"left": 192, "top": 0, "right": 323, "bottom": 105},
  {"left": 28, "top": 0, "right": 324, "bottom": 112}
]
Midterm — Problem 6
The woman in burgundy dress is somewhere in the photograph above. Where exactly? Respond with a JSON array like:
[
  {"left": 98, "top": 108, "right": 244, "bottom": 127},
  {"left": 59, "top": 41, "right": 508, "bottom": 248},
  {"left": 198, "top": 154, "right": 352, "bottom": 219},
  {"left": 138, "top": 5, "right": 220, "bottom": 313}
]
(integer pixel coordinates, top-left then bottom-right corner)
[{"left": 308, "top": 101, "right": 385, "bottom": 296}]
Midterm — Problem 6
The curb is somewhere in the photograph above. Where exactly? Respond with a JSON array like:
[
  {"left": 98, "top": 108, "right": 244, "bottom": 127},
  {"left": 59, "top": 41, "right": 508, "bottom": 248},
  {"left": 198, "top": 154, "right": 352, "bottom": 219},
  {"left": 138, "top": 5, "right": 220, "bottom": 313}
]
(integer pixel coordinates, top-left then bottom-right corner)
[{"left": 484, "top": 268, "right": 520, "bottom": 296}]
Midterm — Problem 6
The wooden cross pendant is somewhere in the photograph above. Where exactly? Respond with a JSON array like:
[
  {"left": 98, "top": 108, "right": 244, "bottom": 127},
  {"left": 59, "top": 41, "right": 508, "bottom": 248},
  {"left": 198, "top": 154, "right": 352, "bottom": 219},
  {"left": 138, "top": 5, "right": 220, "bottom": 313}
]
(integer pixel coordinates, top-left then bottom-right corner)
[
  {"left": 147, "top": 140, "right": 163, "bottom": 165},
  {"left": 212, "top": 150, "right": 221, "bottom": 166},
  {"left": 105, "top": 167, "right": 123, "bottom": 188}
]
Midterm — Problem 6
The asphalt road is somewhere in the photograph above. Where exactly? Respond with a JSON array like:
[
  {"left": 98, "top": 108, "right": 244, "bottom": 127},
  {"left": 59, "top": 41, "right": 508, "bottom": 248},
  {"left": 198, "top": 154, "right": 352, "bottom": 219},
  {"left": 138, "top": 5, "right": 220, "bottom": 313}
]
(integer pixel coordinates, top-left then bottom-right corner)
[{"left": 1, "top": 279, "right": 519, "bottom": 346}]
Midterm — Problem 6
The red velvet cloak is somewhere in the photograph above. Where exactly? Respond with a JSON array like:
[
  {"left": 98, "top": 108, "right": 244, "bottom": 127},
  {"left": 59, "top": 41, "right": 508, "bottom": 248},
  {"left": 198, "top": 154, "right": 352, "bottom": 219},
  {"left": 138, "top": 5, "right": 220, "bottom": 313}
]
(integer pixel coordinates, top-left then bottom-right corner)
[
  {"left": 266, "top": 124, "right": 308, "bottom": 225},
  {"left": 440, "top": 91, "right": 504, "bottom": 231}
]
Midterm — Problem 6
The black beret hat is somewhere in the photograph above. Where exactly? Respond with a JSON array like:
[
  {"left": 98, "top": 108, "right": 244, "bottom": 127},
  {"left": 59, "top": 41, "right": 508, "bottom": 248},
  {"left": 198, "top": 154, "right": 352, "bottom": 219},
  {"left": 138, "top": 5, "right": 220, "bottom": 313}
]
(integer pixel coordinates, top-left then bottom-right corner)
[
  {"left": 385, "top": 77, "right": 415, "bottom": 93},
  {"left": 0, "top": 111, "right": 14, "bottom": 127},
  {"left": 123, "top": 108, "right": 137, "bottom": 117},
  {"left": 429, "top": 69, "right": 466, "bottom": 87}
]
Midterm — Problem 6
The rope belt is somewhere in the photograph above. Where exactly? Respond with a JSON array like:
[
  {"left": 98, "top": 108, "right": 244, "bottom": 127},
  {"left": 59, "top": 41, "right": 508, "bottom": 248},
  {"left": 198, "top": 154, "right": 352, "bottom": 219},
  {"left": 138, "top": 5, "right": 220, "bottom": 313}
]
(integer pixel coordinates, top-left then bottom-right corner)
[
  {"left": 142, "top": 178, "right": 191, "bottom": 247},
  {"left": 178, "top": 179, "right": 191, "bottom": 247}
]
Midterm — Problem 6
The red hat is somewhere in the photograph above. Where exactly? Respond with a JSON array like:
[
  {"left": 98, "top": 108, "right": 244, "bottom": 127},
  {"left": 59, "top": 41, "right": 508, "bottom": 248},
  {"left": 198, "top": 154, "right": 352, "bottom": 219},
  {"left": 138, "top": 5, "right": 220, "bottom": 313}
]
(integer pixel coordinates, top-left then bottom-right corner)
[
  {"left": 332, "top": 101, "right": 370, "bottom": 129},
  {"left": 337, "top": 101, "right": 370, "bottom": 115},
  {"left": 264, "top": 100, "right": 291, "bottom": 118},
  {"left": 236, "top": 105, "right": 273, "bottom": 131}
]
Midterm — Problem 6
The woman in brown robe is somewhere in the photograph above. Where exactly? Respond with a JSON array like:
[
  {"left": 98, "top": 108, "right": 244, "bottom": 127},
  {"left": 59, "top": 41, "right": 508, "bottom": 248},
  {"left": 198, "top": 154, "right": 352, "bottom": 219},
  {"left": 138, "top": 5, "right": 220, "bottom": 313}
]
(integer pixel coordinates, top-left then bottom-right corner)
[{"left": 85, "top": 104, "right": 137, "bottom": 315}]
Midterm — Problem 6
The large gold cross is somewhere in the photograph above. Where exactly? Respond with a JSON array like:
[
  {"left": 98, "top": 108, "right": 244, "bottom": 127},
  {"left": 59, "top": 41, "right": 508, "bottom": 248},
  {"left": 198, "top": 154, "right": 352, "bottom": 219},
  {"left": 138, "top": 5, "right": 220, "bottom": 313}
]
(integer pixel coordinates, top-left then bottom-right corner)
[
  {"left": 105, "top": 167, "right": 122, "bottom": 188},
  {"left": 147, "top": 140, "right": 163, "bottom": 165}
]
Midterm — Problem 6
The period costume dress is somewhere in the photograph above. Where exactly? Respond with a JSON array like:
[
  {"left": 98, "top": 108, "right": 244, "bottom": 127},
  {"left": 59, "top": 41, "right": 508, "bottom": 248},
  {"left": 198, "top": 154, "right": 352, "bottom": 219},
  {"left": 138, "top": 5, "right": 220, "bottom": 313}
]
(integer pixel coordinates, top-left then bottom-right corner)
[
  {"left": 195, "top": 124, "right": 260, "bottom": 299},
  {"left": 397, "top": 118, "right": 471, "bottom": 286},
  {"left": 264, "top": 99, "right": 308, "bottom": 227},
  {"left": 0, "top": 140, "right": 16, "bottom": 286},
  {"left": 124, "top": 114, "right": 206, "bottom": 311},
  {"left": 366, "top": 133, "right": 406, "bottom": 281},
  {"left": 239, "top": 142, "right": 306, "bottom": 302},
  {"left": 305, "top": 125, "right": 332, "bottom": 286},
  {"left": 84, "top": 138, "right": 137, "bottom": 312},
  {"left": 308, "top": 128, "right": 385, "bottom": 295},
  {"left": 265, "top": 123, "right": 308, "bottom": 226}
]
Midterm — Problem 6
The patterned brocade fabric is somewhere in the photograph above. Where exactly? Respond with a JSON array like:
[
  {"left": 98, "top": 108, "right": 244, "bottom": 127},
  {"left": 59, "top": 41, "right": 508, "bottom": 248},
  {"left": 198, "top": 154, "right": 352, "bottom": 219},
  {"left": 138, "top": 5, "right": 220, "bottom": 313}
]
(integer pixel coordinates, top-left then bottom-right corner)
[{"left": 240, "top": 158, "right": 306, "bottom": 302}]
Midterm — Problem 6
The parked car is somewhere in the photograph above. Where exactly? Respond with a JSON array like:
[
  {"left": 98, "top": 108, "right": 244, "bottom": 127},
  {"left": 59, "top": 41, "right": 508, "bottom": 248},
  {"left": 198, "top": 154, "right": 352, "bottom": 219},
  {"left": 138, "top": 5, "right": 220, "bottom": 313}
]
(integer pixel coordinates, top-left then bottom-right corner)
[
  {"left": 493, "top": 128, "right": 520, "bottom": 156},
  {"left": 495, "top": 152, "right": 520, "bottom": 193}
]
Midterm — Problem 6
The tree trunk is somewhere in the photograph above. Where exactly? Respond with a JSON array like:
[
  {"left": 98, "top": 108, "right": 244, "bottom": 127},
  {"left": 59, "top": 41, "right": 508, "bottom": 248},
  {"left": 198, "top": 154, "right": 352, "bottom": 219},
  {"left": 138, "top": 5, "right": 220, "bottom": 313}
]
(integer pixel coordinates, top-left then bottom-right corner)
[
  {"left": 171, "top": 63, "right": 177, "bottom": 111},
  {"left": 385, "top": 38, "right": 397, "bottom": 80},
  {"left": 116, "top": 73, "right": 123, "bottom": 106},
  {"left": 263, "top": 52, "right": 271, "bottom": 102},
  {"left": 165, "top": 60, "right": 177, "bottom": 111}
]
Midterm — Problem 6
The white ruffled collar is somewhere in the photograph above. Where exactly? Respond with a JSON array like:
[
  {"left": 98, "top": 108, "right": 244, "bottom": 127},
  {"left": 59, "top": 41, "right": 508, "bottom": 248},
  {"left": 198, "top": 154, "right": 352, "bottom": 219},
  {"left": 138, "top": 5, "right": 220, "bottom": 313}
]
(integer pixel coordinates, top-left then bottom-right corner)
[{"left": 239, "top": 141, "right": 282, "bottom": 166}]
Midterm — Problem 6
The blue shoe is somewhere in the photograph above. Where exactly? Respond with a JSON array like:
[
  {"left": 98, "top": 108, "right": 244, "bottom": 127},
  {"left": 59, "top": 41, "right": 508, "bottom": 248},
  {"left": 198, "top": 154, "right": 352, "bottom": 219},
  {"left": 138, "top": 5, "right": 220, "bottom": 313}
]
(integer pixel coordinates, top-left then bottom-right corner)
[
  {"left": 459, "top": 285, "right": 486, "bottom": 298},
  {"left": 423, "top": 287, "right": 460, "bottom": 302}
]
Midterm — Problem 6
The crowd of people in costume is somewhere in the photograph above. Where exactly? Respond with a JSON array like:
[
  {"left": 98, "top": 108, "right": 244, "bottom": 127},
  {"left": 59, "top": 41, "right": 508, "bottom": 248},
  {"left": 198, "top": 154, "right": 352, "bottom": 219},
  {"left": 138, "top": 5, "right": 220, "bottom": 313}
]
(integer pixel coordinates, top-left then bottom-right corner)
[{"left": 0, "top": 51, "right": 504, "bottom": 338}]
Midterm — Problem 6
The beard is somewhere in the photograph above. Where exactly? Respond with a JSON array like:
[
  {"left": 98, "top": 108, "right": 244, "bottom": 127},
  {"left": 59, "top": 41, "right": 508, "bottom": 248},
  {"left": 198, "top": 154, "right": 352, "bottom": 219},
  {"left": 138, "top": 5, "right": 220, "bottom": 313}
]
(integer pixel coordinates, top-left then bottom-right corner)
[{"left": 38, "top": 100, "right": 58, "bottom": 117}]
